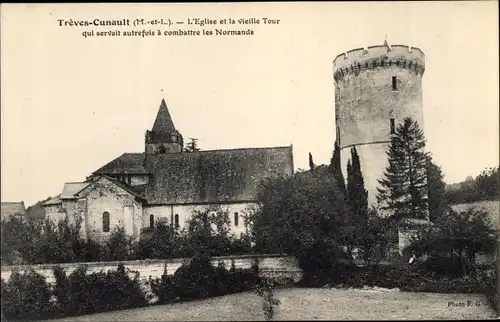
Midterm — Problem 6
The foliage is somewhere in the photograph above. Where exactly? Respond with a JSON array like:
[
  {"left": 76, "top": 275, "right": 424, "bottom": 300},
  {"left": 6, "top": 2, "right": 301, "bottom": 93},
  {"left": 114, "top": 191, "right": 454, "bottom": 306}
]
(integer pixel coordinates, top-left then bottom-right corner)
[
  {"left": 1, "top": 269, "right": 53, "bottom": 320},
  {"left": 150, "top": 253, "right": 259, "bottom": 304},
  {"left": 426, "top": 155, "right": 449, "bottom": 222},
  {"left": 406, "top": 207, "right": 496, "bottom": 276},
  {"left": 103, "top": 227, "right": 137, "bottom": 261},
  {"left": 137, "top": 221, "right": 184, "bottom": 259},
  {"left": 53, "top": 264, "right": 148, "bottom": 317},
  {"left": 180, "top": 206, "right": 236, "bottom": 257},
  {"left": 308, "top": 152, "right": 315, "bottom": 172},
  {"left": 329, "top": 140, "right": 346, "bottom": 195},
  {"left": 251, "top": 170, "right": 348, "bottom": 256},
  {"left": 255, "top": 277, "right": 281, "bottom": 321},
  {"left": 184, "top": 138, "right": 200, "bottom": 152},
  {"left": 346, "top": 146, "right": 369, "bottom": 260},
  {"left": 377, "top": 117, "right": 429, "bottom": 220},
  {"left": 445, "top": 166, "right": 499, "bottom": 204}
]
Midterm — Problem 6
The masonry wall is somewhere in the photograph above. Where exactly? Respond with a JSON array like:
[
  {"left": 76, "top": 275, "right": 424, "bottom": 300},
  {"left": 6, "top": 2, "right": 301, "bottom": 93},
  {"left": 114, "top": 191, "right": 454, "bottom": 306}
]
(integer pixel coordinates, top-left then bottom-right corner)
[
  {"left": 334, "top": 45, "right": 426, "bottom": 207},
  {"left": 451, "top": 200, "right": 500, "bottom": 231},
  {"left": 144, "top": 202, "right": 256, "bottom": 237},
  {"left": 81, "top": 179, "right": 143, "bottom": 242},
  {"left": 0, "top": 254, "right": 302, "bottom": 301}
]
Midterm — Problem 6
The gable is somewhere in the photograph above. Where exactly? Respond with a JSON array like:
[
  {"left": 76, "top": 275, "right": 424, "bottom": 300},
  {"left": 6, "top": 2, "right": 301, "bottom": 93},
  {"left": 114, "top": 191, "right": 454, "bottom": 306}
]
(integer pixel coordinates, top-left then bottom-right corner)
[{"left": 76, "top": 176, "right": 146, "bottom": 201}]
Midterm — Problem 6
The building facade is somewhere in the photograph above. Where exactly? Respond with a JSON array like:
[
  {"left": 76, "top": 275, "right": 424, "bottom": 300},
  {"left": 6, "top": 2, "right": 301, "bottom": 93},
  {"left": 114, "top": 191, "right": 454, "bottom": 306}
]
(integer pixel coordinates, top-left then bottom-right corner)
[
  {"left": 43, "top": 99, "right": 294, "bottom": 242},
  {"left": 333, "top": 41, "right": 427, "bottom": 208}
]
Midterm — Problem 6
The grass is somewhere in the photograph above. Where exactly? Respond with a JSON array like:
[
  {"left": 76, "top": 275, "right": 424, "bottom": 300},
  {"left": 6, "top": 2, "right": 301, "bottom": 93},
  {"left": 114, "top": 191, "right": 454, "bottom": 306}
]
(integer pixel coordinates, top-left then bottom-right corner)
[{"left": 46, "top": 287, "right": 497, "bottom": 321}]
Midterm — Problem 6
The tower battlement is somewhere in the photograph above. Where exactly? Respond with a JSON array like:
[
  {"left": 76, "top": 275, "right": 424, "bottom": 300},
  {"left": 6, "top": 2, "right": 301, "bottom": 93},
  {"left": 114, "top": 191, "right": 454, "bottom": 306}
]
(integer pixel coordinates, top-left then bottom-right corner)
[{"left": 333, "top": 44, "right": 425, "bottom": 82}]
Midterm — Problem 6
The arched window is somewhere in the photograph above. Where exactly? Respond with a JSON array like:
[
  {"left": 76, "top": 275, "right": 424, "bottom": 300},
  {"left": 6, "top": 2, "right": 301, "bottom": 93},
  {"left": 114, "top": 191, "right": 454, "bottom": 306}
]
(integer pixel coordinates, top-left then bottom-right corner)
[
  {"left": 149, "top": 214, "right": 155, "bottom": 229},
  {"left": 174, "top": 214, "right": 179, "bottom": 229},
  {"left": 102, "top": 212, "right": 110, "bottom": 232},
  {"left": 234, "top": 212, "right": 239, "bottom": 227},
  {"left": 158, "top": 146, "right": 166, "bottom": 154}
]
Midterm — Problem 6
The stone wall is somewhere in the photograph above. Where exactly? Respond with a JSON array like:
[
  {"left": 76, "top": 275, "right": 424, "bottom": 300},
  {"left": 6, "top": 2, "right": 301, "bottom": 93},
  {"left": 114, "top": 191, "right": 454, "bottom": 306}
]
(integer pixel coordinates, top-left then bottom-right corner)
[
  {"left": 0, "top": 254, "right": 302, "bottom": 287},
  {"left": 451, "top": 200, "right": 499, "bottom": 231},
  {"left": 334, "top": 44, "right": 426, "bottom": 207}
]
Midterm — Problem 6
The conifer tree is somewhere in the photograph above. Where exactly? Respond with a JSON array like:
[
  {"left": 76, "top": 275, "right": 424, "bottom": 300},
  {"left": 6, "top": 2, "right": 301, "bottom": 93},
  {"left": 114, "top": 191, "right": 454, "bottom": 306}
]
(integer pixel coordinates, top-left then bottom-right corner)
[
  {"left": 346, "top": 146, "right": 369, "bottom": 259},
  {"left": 377, "top": 117, "right": 429, "bottom": 220},
  {"left": 426, "top": 154, "right": 448, "bottom": 222},
  {"left": 308, "top": 152, "right": 315, "bottom": 172},
  {"left": 329, "top": 140, "right": 346, "bottom": 195}
]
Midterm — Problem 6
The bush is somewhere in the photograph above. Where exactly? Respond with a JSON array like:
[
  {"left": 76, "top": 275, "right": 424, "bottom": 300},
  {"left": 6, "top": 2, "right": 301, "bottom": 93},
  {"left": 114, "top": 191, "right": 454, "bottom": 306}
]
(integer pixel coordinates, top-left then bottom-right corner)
[
  {"left": 54, "top": 264, "right": 148, "bottom": 316},
  {"left": 151, "top": 253, "right": 260, "bottom": 304},
  {"left": 1, "top": 269, "right": 54, "bottom": 320}
]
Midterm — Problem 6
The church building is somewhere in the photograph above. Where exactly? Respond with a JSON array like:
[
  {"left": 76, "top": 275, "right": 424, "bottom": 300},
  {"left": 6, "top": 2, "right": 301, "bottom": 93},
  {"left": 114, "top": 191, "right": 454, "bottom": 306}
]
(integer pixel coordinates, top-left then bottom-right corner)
[{"left": 43, "top": 99, "right": 294, "bottom": 242}]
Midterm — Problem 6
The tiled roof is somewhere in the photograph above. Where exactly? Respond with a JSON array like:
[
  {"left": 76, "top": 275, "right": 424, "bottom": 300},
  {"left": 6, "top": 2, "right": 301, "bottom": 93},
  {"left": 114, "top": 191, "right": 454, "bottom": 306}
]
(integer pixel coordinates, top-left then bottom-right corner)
[
  {"left": 145, "top": 146, "right": 293, "bottom": 204},
  {"left": 61, "top": 182, "right": 90, "bottom": 199},
  {"left": 43, "top": 194, "right": 62, "bottom": 206},
  {"left": 1, "top": 202, "right": 26, "bottom": 220},
  {"left": 93, "top": 153, "right": 149, "bottom": 175},
  {"left": 92, "top": 146, "right": 293, "bottom": 205},
  {"left": 152, "top": 98, "right": 176, "bottom": 133}
]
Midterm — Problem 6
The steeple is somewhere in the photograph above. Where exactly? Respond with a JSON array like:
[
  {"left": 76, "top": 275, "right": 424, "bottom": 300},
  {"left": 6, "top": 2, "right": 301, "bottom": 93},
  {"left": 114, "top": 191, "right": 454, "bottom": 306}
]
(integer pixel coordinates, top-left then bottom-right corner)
[
  {"left": 152, "top": 98, "right": 176, "bottom": 133},
  {"left": 145, "top": 98, "right": 184, "bottom": 154}
]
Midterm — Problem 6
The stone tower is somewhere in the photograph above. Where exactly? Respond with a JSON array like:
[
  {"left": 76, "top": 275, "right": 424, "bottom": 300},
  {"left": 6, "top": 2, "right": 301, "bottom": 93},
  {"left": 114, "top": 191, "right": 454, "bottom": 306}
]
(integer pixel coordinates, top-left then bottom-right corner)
[
  {"left": 145, "top": 98, "right": 184, "bottom": 154},
  {"left": 333, "top": 41, "right": 426, "bottom": 207}
]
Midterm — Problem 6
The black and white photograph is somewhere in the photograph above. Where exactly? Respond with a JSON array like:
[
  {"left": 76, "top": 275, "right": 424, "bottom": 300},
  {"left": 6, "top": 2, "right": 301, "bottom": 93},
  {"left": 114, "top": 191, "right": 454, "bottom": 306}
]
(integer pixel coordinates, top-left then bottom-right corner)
[{"left": 1, "top": 2, "right": 499, "bottom": 321}]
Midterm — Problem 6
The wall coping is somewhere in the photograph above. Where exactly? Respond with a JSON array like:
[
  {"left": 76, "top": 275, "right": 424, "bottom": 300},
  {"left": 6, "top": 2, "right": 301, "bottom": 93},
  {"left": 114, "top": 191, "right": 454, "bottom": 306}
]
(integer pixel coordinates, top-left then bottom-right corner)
[{"left": 1, "top": 253, "right": 290, "bottom": 272}]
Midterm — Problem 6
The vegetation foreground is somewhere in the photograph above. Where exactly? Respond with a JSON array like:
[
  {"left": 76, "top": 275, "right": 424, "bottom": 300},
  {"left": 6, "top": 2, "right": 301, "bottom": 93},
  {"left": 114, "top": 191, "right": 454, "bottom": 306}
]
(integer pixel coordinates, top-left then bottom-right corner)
[{"left": 45, "top": 287, "right": 496, "bottom": 321}]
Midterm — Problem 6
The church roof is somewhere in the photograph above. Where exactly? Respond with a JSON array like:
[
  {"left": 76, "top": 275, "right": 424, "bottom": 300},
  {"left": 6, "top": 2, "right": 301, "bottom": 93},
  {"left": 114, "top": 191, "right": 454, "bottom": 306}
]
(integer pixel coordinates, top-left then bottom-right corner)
[
  {"left": 94, "top": 153, "right": 149, "bottom": 175},
  {"left": 43, "top": 194, "right": 62, "bottom": 206},
  {"left": 93, "top": 146, "right": 294, "bottom": 205},
  {"left": 61, "top": 182, "right": 90, "bottom": 199},
  {"left": 152, "top": 98, "right": 176, "bottom": 133},
  {"left": 1, "top": 202, "right": 26, "bottom": 220}
]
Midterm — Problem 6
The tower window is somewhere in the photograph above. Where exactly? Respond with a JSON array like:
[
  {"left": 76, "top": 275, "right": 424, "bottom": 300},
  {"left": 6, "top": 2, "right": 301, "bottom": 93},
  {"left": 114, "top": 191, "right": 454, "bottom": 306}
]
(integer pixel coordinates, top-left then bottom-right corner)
[
  {"left": 174, "top": 214, "right": 179, "bottom": 229},
  {"left": 102, "top": 212, "right": 110, "bottom": 232},
  {"left": 392, "top": 76, "right": 397, "bottom": 91},
  {"left": 149, "top": 214, "right": 155, "bottom": 229},
  {"left": 234, "top": 212, "right": 239, "bottom": 227},
  {"left": 158, "top": 146, "right": 166, "bottom": 154},
  {"left": 336, "top": 126, "right": 341, "bottom": 146},
  {"left": 390, "top": 118, "right": 395, "bottom": 134}
]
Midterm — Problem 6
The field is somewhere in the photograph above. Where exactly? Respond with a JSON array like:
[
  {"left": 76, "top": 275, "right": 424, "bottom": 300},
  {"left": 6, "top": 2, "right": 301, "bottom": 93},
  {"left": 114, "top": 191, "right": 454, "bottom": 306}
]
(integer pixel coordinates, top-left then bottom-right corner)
[{"left": 47, "top": 287, "right": 497, "bottom": 321}]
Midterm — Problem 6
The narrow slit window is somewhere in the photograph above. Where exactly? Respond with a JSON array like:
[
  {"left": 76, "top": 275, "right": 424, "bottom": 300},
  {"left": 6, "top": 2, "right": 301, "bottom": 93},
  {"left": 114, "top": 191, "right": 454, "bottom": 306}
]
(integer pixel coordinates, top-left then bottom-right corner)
[
  {"left": 336, "top": 126, "right": 341, "bottom": 146},
  {"left": 149, "top": 214, "right": 155, "bottom": 229},
  {"left": 392, "top": 76, "right": 397, "bottom": 90},
  {"left": 234, "top": 212, "right": 239, "bottom": 227},
  {"left": 102, "top": 212, "right": 110, "bottom": 232},
  {"left": 390, "top": 118, "right": 395, "bottom": 134},
  {"left": 174, "top": 214, "right": 179, "bottom": 229}
]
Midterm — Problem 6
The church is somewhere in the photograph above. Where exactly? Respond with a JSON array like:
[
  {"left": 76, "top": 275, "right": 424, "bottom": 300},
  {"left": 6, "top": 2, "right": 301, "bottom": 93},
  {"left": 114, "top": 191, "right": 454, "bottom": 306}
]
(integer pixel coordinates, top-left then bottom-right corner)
[{"left": 43, "top": 99, "right": 294, "bottom": 242}]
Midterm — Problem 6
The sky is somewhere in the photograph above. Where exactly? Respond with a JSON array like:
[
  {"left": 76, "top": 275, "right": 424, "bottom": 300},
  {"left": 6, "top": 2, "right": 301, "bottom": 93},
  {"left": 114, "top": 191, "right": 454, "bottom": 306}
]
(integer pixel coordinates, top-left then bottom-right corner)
[{"left": 1, "top": 2, "right": 499, "bottom": 207}]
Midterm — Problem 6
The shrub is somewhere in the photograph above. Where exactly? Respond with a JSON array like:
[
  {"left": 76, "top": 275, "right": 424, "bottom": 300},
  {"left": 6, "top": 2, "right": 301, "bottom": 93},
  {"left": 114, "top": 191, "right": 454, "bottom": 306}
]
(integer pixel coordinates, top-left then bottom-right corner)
[
  {"left": 55, "top": 264, "right": 147, "bottom": 316},
  {"left": 1, "top": 269, "right": 54, "bottom": 320},
  {"left": 255, "top": 277, "right": 281, "bottom": 321},
  {"left": 151, "top": 254, "right": 260, "bottom": 303}
]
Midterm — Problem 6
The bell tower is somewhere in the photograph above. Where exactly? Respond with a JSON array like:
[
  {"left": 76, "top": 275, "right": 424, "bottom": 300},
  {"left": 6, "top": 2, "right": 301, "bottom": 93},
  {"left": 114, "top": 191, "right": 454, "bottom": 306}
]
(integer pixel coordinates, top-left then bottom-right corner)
[{"left": 145, "top": 98, "right": 184, "bottom": 154}]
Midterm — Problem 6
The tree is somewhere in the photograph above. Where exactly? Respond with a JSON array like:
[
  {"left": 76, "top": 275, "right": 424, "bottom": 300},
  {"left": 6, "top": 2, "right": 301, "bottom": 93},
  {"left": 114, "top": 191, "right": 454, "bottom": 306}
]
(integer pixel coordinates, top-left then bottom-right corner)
[
  {"left": 137, "top": 221, "right": 183, "bottom": 259},
  {"left": 251, "top": 170, "right": 348, "bottom": 258},
  {"left": 346, "top": 146, "right": 369, "bottom": 261},
  {"left": 377, "top": 117, "right": 429, "bottom": 220},
  {"left": 426, "top": 154, "right": 448, "bottom": 222},
  {"left": 181, "top": 206, "right": 234, "bottom": 257},
  {"left": 329, "top": 140, "right": 346, "bottom": 195},
  {"left": 308, "top": 152, "right": 315, "bottom": 172},
  {"left": 184, "top": 138, "right": 200, "bottom": 152},
  {"left": 408, "top": 207, "right": 496, "bottom": 276}
]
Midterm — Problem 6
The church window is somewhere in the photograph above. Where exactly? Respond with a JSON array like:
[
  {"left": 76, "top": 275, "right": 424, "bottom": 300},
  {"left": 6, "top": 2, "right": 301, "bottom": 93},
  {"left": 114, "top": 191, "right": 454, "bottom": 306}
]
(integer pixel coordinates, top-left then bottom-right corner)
[
  {"left": 150, "top": 214, "right": 155, "bottom": 229},
  {"left": 174, "top": 214, "right": 179, "bottom": 229},
  {"left": 102, "top": 212, "right": 110, "bottom": 232},
  {"left": 158, "top": 146, "right": 167, "bottom": 154},
  {"left": 336, "top": 126, "right": 341, "bottom": 146},
  {"left": 392, "top": 76, "right": 397, "bottom": 91},
  {"left": 234, "top": 212, "right": 239, "bottom": 227},
  {"left": 126, "top": 176, "right": 131, "bottom": 185},
  {"left": 390, "top": 118, "right": 395, "bottom": 134}
]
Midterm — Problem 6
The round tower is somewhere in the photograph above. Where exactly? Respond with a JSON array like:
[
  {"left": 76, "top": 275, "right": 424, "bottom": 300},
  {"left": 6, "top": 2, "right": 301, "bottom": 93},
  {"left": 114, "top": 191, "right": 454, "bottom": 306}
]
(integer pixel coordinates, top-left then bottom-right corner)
[{"left": 333, "top": 41, "right": 426, "bottom": 207}]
